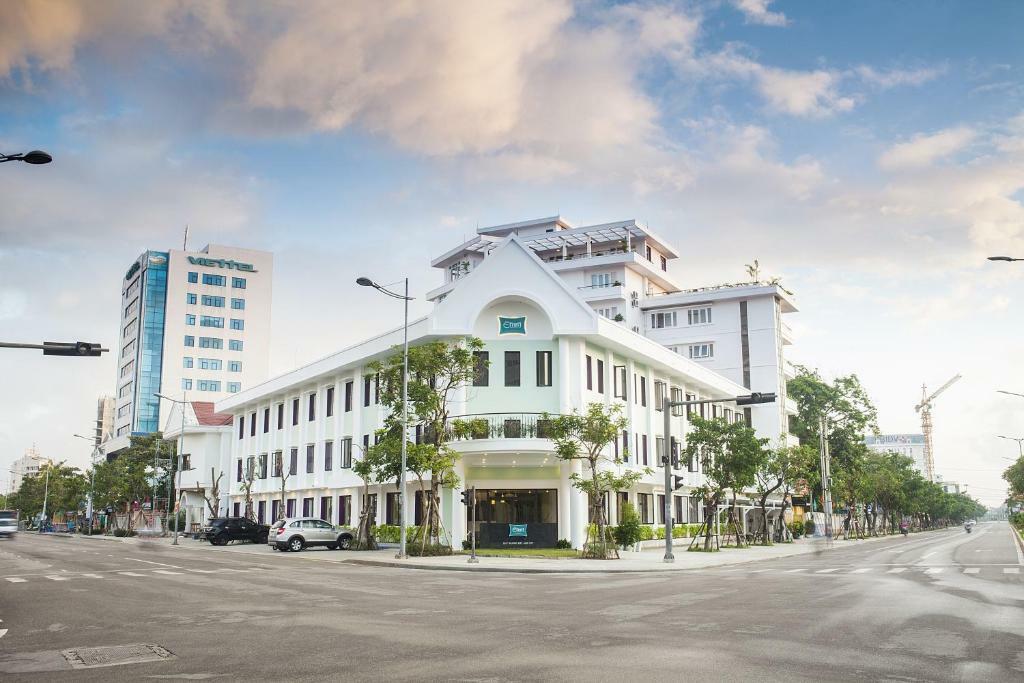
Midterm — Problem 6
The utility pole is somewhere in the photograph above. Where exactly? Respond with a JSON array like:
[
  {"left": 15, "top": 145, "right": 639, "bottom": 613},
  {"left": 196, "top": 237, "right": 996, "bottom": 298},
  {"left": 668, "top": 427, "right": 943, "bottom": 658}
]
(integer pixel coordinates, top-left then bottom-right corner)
[
  {"left": 38, "top": 464, "right": 51, "bottom": 533},
  {"left": 818, "top": 416, "right": 834, "bottom": 543}
]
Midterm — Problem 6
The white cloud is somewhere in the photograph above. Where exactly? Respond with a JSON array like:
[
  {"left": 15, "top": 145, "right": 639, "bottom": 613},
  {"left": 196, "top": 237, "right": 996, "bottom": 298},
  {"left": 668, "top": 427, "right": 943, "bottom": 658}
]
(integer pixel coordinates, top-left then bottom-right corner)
[
  {"left": 755, "top": 67, "right": 855, "bottom": 117},
  {"left": 855, "top": 65, "right": 944, "bottom": 89},
  {"left": 879, "top": 127, "right": 977, "bottom": 170},
  {"left": 731, "top": 0, "right": 788, "bottom": 27}
]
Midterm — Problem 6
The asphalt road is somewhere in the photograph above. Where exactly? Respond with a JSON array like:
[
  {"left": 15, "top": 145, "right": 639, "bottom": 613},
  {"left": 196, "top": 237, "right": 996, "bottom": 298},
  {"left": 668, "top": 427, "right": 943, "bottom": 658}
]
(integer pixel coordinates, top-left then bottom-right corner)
[{"left": 0, "top": 522, "right": 1021, "bottom": 681}]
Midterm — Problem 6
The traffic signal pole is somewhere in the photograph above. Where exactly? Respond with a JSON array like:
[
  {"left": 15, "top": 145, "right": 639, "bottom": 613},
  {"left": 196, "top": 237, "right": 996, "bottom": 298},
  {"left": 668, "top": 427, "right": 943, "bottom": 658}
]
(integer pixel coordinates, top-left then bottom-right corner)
[{"left": 660, "top": 393, "right": 776, "bottom": 563}]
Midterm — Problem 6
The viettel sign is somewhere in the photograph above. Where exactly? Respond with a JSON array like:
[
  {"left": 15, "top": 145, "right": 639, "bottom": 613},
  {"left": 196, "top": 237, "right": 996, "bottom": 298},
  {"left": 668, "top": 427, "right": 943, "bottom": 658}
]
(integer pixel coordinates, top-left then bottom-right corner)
[
  {"left": 509, "top": 524, "right": 528, "bottom": 537},
  {"left": 498, "top": 316, "right": 526, "bottom": 335},
  {"left": 187, "top": 256, "right": 257, "bottom": 272}
]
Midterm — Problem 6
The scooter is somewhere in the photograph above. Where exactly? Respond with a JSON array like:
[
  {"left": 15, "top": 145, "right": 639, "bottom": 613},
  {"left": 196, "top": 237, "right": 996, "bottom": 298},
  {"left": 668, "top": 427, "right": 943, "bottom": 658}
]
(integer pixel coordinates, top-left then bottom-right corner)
[
  {"left": 899, "top": 524, "right": 909, "bottom": 537},
  {"left": 965, "top": 525, "right": 972, "bottom": 533}
]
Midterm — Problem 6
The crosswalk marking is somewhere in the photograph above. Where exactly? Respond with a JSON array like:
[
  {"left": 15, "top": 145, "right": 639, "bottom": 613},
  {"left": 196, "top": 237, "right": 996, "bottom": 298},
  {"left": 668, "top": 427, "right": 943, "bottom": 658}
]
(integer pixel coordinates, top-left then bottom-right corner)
[
  {"left": 925, "top": 568, "right": 944, "bottom": 574},
  {"left": 187, "top": 569, "right": 219, "bottom": 574},
  {"left": 887, "top": 568, "right": 907, "bottom": 574},
  {"left": 45, "top": 575, "right": 68, "bottom": 581},
  {"left": 118, "top": 572, "right": 146, "bottom": 577},
  {"left": 152, "top": 570, "right": 183, "bottom": 575},
  {"left": 1004, "top": 568, "right": 1020, "bottom": 574},
  {"left": 80, "top": 573, "right": 105, "bottom": 579},
  {"left": 851, "top": 568, "right": 873, "bottom": 574},
  {"left": 963, "top": 568, "right": 980, "bottom": 574},
  {"left": 4, "top": 577, "right": 27, "bottom": 583},
  {"left": 815, "top": 568, "right": 841, "bottom": 573},
  {"left": 783, "top": 568, "right": 807, "bottom": 573}
]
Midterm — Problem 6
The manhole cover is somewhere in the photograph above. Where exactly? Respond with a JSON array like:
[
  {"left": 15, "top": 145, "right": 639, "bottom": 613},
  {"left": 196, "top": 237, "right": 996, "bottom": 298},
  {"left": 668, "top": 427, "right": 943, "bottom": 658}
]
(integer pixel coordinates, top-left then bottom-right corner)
[{"left": 61, "top": 643, "right": 175, "bottom": 669}]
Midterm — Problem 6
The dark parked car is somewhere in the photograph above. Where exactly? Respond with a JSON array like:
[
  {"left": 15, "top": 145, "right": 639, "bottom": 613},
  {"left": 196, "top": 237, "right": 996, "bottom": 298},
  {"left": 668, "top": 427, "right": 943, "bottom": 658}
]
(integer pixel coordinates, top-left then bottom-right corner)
[{"left": 202, "top": 517, "right": 269, "bottom": 546}]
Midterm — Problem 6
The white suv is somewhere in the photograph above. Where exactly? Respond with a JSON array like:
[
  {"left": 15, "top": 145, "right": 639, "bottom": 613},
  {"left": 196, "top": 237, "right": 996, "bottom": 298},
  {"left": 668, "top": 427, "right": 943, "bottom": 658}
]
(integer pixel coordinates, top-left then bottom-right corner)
[{"left": 270, "top": 517, "right": 354, "bottom": 552}]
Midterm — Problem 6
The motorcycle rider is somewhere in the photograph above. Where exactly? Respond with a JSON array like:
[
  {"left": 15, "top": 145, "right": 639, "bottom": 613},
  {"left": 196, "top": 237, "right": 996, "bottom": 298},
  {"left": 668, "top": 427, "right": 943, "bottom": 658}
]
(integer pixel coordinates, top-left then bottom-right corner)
[{"left": 899, "top": 520, "right": 909, "bottom": 536}]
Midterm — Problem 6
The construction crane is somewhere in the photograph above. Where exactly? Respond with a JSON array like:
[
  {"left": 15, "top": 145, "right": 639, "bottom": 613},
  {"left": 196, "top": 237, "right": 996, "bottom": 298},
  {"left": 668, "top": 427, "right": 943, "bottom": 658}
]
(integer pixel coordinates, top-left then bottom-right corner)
[{"left": 914, "top": 374, "right": 961, "bottom": 482}]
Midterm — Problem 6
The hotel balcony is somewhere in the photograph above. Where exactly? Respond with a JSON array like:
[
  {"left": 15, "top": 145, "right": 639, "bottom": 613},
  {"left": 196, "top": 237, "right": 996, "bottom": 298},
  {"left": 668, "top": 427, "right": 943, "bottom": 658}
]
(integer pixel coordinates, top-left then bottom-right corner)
[
  {"left": 577, "top": 283, "right": 626, "bottom": 303},
  {"left": 780, "top": 321, "right": 795, "bottom": 346},
  {"left": 438, "top": 412, "right": 560, "bottom": 456}
]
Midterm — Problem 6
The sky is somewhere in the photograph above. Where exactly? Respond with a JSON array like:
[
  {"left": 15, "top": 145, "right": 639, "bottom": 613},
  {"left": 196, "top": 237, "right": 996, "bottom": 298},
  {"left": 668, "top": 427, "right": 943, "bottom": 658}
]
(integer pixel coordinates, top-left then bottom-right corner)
[{"left": 1, "top": 0, "right": 1022, "bottom": 505}]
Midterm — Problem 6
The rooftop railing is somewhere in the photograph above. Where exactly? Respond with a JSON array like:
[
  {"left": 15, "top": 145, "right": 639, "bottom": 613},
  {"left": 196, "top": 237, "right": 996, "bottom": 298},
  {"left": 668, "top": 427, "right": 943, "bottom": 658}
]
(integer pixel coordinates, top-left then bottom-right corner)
[{"left": 442, "top": 413, "right": 560, "bottom": 441}]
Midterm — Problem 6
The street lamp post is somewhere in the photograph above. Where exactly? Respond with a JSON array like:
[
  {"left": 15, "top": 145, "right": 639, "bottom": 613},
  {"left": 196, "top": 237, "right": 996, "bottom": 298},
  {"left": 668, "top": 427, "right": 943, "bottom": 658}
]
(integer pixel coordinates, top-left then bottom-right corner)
[
  {"left": 155, "top": 392, "right": 188, "bottom": 545},
  {"left": 73, "top": 433, "right": 97, "bottom": 535},
  {"left": 0, "top": 150, "right": 52, "bottom": 165},
  {"left": 659, "top": 392, "right": 776, "bottom": 563},
  {"left": 357, "top": 276, "right": 412, "bottom": 560},
  {"left": 38, "top": 463, "right": 51, "bottom": 534},
  {"left": 997, "top": 435, "right": 1024, "bottom": 459}
]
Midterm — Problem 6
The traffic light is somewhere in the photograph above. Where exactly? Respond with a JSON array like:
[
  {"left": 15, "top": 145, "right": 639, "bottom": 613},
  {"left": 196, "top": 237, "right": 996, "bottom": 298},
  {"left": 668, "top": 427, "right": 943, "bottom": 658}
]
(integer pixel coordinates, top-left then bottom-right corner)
[
  {"left": 460, "top": 488, "right": 474, "bottom": 506},
  {"left": 735, "top": 392, "right": 776, "bottom": 406},
  {"left": 672, "top": 475, "right": 686, "bottom": 490},
  {"left": 670, "top": 437, "right": 680, "bottom": 469},
  {"left": 42, "top": 341, "right": 103, "bottom": 357}
]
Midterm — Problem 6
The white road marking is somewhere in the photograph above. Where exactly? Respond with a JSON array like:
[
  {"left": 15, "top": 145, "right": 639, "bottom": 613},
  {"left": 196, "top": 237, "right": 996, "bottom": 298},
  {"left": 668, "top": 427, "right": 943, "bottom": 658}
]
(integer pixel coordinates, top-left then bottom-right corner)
[
  {"left": 45, "top": 575, "right": 68, "bottom": 581},
  {"left": 152, "top": 570, "right": 183, "bottom": 575},
  {"left": 851, "top": 568, "right": 873, "bottom": 574},
  {"left": 125, "top": 557, "right": 181, "bottom": 568},
  {"left": 783, "top": 568, "right": 807, "bottom": 573},
  {"left": 921, "top": 551, "right": 937, "bottom": 559},
  {"left": 118, "top": 572, "right": 146, "bottom": 577},
  {"left": 925, "top": 568, "right": 944, "bottom": 574},
  {"left": 0, "top": 629, "right": 7, "bottom": 640},
  {"left": 1004, "top": 567, "right": 1020, "bottom": 574},
  {"left": 80, "top": 573, "right": 105, "bottom": 579},
  {"left": 964, "top": 568, "right": 980, "bottom": 574},
  {"left": 187, "top": 569, "right": 219, "bottom": 574},
  {"left": 4, "top": 577, "right": 27, "bottom": 583},
  {"left": 815, "top": 568, "right": 841, "bottom": 573},
  {"left": 887, "top": 568, "right": 907, "bottom": 574}
]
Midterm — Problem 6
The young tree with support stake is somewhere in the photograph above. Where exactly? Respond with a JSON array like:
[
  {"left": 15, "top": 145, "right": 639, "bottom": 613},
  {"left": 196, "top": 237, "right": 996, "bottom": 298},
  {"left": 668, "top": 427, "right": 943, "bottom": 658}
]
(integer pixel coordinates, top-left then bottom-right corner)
[
  {"left": 352, "top": 451, "right": 378, "bottom": 550},
  {"left": 547, "top": 403, "right": 647, "bottom": 559}
]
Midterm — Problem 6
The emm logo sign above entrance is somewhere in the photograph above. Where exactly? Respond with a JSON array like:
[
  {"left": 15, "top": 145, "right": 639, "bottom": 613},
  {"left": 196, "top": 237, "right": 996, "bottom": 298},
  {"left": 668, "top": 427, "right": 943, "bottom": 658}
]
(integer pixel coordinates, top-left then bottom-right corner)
[{"left": 498, "top": 316, "right": 526, "bottom": 335}]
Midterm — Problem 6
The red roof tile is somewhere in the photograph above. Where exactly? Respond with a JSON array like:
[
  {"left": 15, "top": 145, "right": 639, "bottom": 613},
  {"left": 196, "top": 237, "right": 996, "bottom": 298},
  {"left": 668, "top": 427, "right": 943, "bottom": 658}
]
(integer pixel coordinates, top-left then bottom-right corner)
[{"left": 190, "top": 401, "right": 233, "bottom": 426}]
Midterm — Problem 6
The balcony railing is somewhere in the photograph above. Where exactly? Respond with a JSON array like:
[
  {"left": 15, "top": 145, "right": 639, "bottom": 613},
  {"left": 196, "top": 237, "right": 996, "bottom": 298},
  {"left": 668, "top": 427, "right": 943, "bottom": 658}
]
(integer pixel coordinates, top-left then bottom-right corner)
[{"left": 443, "top": 413, "right": 560, "bottom": 441}]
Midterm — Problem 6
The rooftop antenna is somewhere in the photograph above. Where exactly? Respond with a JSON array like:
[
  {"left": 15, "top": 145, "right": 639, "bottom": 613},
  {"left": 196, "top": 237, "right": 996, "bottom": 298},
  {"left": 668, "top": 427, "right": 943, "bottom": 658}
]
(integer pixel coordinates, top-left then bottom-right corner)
[{"left": 183, "top": 224, "right": 189, "bottom": 252}]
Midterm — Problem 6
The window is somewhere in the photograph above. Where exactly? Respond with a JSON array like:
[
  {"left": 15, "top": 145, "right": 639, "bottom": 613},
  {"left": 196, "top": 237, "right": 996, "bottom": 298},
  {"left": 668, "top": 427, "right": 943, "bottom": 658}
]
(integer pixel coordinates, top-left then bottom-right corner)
[
  {"left": 671, "top": 387, "right": 684, "bottom": 416},
  {"left": 263, "top": 407, "right": 270, "bottom": 433},
  {"left": 622, "top": 430, "right": 629, "bottom": 462},
  {"left": 504, "top": 351, "right": 520, "bottom": 387},
  {"left": 344, "top": 381, "right": 353, "bottom": 412},
  {"left": 277, "top": 403, "right": 284, "bottom": 429},
  {"left": 657, "top": 494, "right": 665, "bottom": 524},
  {"left": 597, "top": 359, "right": 605, "bottom": 394},
  {"left": 586, "top": 355, "right": 593, "bottom": 390},
  {"left": 320, "top": 497, "right": 332, "bottom": 523},
  {"left": 230, "top": 318, "right": 244, "bottom": 330},
  {"left": 286, "top": 499, "right": 295, "bottom": 518},
  {"left": 650, "top": 311, "right": 677, "bottom": 329},
  {"left": 120, "top": 361, "right": 135, "bottom": 378},
  {"left": 473, "top": 351, "right": 489, "bottom": 386},
  {"left": 202, "top": 273, "right": 226, "bottom": 286},
  {"left": 257, "top": 500, "right": 266, "bottom": 524},
  {"left": 227, "top": 382, "right": 240, "bottom": 392},
  {"left": 302, "top": 497, "right": 314, "bottom": 517},
  {"left": 231, "top": 298, "right": 245, "bottom": 310},
  {"left": 363, "top": 375, "right": 372, "bottom": 407},
  {"left": 228, "top": 361, "right": 241, "bottom": 372},
  {"left": 536, "top": 351, "right": 552, "bottom": 387},
  {"left": 200, "top": 315, "right": 224, "bottom": 328},
  {"left": 199, "top": 336, "right": 223, "bottom": 349},
  {"left": 338, "top": 495, "right": 351, "bottom": 526},
  {"left": 375, "top": 373, "right": 380, "bottom": 404},
  {"left": 258, "top": 453, "right": 268, "bottom": 479},
  {"left": 596, "top": 306, "right": 619, "bottom": 319},
  {"left": 185, "top": 314, "right": 196, "bottom": 326},
  {"left": 250, "top": 411, "right": 256, "bottom": 436},
  {"left": 326, "top": 386, "right": 335, "bottom": 417},
  {"left": 236, "top": 458, "right": 243, "bottom": 482},
  {"left": 238, "top": 415, "right": 245, "bottom": 439},
  {"left": 201, "top": 295, "right": 224, "bottom": 307},
  {"left": 362, "top": 434, "right": 370, "bottom": 453},
  {"left": 308, "top": 392, "right": 316, "bottom": 421},
  {"left": 119, "top": 382, "right": 132, "bottom": 398},
  {"left": 197, "top": 380, "right": 221, "bottom": 391},
  {"left": 232, "top": 277, "right": 246, "bottom": 289},
  {"left": 638, "top": 492, "right": 654, "bottom": 524},
  {"left": 324, "top": 441, "right": 333, "bottom": 471},
  {"left": 184, "top": 335, "right": 195, "bottom": 347},
  {"left": 187, "top": 271, "right": 198, "bottom": 283},
  {"left": 640, "top": 376, "right": 647, "bottom": 406},
  {"left": 660, "top": 255, "right": 667, "bottom": 271},
  {"left": 654, "top": 380, "right": 666, "bottom": 411},
  {"left": 642, "top": 434, "right": 648, "bottom": 466},
  {"left": 591, "top": 273, "right": 612, "bottom": 288},
  {"left": 614, "top": 366, "right": 627, "bottom": 399},
  {"left": 292, "top": 398, "right": 299, "bottom": 425},
  {"left": 386, "top": 492, "right": 400, "bottom": 525},
  {"left": 272, "top": 451, "right": 283, "bottom": 477},
  {"left": 306, "top": 444, "right": 315, "bottom": 473},
  {"left": 198, "top": 358, "right": 222, "bottom": 370},
  {"left": 340, "top": 438, "right": 352, "bottom": 468},
  {"left": 228, "top": 339, "right": 243, "bottom": 351},
  {"left": 687, "top": 307, "right": 712, "bottom": 325},
  {"left": 117, "top": 403, "right": 131, "bottom": 418},
  {"left": 656, "top": 436, "right": 665, "bottom": 465},
  {"left": 688, "top": 343, "right": 714, "bottom": 359},
  {"left": 183, "top": 357, "right": 193, "bottom": 368},
  {"left": 645, "top": 245, "right": 652, "bottom": 262},
  {"left": 289, "top": 448, "right": 298, "bottom": 475},
  {"left": 186, "top": 293, "right": 197, "bottom": 305}
]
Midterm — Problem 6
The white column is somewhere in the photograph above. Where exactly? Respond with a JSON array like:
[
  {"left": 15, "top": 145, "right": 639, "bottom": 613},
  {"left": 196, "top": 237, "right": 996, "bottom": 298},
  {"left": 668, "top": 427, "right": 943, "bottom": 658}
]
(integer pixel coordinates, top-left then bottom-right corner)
[
  {"left": 569, "top": 460, "right": 587, "bottom": 548},
  {"left": 451, "top": 459, "right": 467, "bottom": 545},
  {"left": 557, "top": 337, "right": 572, "bottom": 414},
  {"left": 558, "top": 461, "right": 571, "bottom": 543}
]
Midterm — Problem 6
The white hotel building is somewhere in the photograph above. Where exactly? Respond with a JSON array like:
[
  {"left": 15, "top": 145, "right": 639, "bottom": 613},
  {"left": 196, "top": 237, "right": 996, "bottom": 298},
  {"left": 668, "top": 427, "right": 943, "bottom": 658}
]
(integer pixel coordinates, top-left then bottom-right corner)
[
  {"left": 169, "top": 218, "right": 798, "bottom": 548},
  {"left": 101, "top": 244, "right": 272, "bottom": 458}
]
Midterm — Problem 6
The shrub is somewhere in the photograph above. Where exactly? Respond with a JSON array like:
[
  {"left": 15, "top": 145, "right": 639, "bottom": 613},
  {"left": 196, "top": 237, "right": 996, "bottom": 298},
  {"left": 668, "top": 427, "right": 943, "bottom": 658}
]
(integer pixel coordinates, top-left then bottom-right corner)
[
  {"left": 554, "top": 538, "right": 572, "bottom": 549},
  {"left": 803, "top": 519, "right": 816, "bottom": 536},
  {"left": 407, "top": 543, "right": 453, "bottom": 557},
  {"left": 789, "top": 521, "right": 803, "bottom": 539},
  {"left": 373, "top": 524, "right": 400, "bottom": 543},
  {"left": 112, "top": 528, "right": 137, "bottom": 537},
  {"left": 614, "top": 503, "right": 644, "bottom": 549}
]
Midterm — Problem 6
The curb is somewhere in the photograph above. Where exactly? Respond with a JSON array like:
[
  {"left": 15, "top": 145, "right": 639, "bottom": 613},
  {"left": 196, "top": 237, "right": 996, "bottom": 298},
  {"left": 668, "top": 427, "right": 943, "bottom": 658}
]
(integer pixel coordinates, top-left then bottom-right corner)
[{"left": 1011, "top": 523, "right": 1024, "bottom": 558}]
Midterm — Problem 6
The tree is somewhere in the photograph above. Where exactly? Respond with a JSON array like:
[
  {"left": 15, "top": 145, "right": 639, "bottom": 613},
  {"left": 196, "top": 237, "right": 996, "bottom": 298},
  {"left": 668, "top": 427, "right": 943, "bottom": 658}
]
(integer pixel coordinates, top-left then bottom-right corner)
[
  {"left": 352, "top": 448, "right": 378, "bottom": 550},
  {"left": 684, "top": 415, "right": 766, "bottom": 550},
  {"left": 9, "top": 461, "right": 87, "bottom": 525},
  {"left": 239, "top": 455, "right": 257, "bottom": 521},
  {"left": 203, "top": 468, "right": 224, "bottom": 521},
  {"left": 753, "top": 442, "right": 817, "bottom": 544},
  {"left": 369, "top": 338, "right": 483, "bottom": 553},
  {"left": 548, "top": 402, "right": 647, "bottom": 558},
  {"left": 276, "top": 451, "right": 292, "bottom": 522},
  {"left": 91, "top": 433, "right": 173, "bottom": 532},
  {"left": 1004, "top": 456, "right": 1024, "bottom": 499}
]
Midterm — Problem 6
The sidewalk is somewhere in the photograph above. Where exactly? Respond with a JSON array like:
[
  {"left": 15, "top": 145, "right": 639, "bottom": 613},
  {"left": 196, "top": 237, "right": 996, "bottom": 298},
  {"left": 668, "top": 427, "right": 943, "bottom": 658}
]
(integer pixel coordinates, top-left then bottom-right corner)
[{"left": 342, "top": 534, "right": 896, "bottom": 574}]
